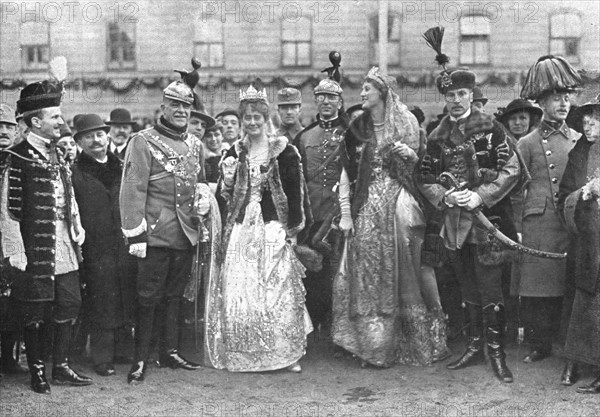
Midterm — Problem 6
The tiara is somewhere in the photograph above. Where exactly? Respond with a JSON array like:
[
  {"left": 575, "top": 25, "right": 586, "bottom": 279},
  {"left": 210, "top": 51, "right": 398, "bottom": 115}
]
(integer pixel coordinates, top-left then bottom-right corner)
[{"left": 239, "top": 85, "right": 268, "bottom": 103}]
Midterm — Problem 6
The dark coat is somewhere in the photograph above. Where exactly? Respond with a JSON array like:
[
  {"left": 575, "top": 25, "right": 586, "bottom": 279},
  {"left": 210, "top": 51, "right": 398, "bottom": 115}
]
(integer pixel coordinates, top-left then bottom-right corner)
[
  {"left": 72, "top": 151, "right": 136, "bottom": 329},
  {"left": 558, "top": 136, "right": 599, "bottom": 294}
]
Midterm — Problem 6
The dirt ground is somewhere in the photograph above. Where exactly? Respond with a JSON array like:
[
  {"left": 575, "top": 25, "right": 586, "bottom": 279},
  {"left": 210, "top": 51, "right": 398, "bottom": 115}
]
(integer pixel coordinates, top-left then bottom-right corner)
[{"left": 1, "top": 326, "right": 599, "bottom": 417}]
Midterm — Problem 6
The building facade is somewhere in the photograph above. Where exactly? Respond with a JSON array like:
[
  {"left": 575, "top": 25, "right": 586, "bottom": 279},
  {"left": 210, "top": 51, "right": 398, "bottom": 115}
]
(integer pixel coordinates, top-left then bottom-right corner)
[{"left": 1, "top": 0, "right": 599, "bottom": 124}]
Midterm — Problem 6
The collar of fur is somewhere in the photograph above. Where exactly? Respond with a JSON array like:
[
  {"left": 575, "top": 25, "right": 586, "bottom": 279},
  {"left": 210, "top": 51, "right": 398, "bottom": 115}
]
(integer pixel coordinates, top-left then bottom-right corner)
[
  {"left": 429, "top": 107, "right": 494, "bottom": 143},
  {"left": 234, "top": 134, "right": 288, "bottom": 161}
]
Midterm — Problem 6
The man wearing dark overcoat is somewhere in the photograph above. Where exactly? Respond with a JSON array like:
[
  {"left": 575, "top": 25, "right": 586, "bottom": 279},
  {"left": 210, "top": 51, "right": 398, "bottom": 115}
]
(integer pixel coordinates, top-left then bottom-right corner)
[
  {"left": 417, "top": 69, "right": 522, "bottom": 383},
  {"left": 0, "top": 74, "right": 91, "bottom": 394},
  {"left": 293, "top": 79, "right": 346, "bottom": 337},
  {"left": 120, "top": 72, "right": 210, "bottom": 383},
  {"left": 71, "top": 114, "right": 137, "bottom": 377}
]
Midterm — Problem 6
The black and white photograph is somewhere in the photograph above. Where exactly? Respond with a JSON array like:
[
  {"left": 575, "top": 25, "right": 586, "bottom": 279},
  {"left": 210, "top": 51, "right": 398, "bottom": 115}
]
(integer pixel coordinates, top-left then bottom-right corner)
[{"left": 0, "top": 0, "right": 599, "bottom": 415}]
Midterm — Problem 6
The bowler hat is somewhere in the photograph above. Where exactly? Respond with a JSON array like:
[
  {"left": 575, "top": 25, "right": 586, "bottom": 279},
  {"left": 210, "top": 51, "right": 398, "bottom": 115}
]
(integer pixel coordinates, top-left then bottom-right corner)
[
  {"left": 496, "top": 99, "right": 543, "bottom": 125},
  {"left": 473, "top": 86, "right": 488, "bottom": 105},
  {"left": 73, "top": 114, "right": 110, "bottom": 140},
  {"left": 106, "top": 108, "right": 136, "bottom": 125}
]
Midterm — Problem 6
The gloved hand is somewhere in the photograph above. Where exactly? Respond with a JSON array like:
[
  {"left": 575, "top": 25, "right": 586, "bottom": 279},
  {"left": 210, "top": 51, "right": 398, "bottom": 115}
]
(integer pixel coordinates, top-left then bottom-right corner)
[
  {"left": 221, "top": 156, "right": 238, "bottom": 187},
  {"left": 71, "top": 225, "right": 85, "bottom": 246},
  {"left": 9, "top": 254, "right": 27, "bottom": 271},
  {"left": 129, "top": 242, "right": 147, "bottom": 258},
  {"left": 495, "top": 141, "right": 510, "bottom": 169}
]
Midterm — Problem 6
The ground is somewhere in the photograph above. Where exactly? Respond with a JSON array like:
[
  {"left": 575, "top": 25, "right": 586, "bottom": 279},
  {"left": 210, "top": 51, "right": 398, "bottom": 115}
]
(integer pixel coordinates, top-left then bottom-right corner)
[{"left": 1, "top": 329, "right": 599, "bottom": 417}]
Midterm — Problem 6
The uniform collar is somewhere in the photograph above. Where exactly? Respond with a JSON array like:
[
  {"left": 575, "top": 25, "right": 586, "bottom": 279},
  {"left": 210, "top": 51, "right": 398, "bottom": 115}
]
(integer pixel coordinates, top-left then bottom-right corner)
[
  {"left": 318, "top": 116, "right": 341, "bottom": 129},
  {"left": 155, "top": 117, "right": 187, "bottom": 140},
  {"left": 539, "top": 120, "right": 570, "bottom": 139}
]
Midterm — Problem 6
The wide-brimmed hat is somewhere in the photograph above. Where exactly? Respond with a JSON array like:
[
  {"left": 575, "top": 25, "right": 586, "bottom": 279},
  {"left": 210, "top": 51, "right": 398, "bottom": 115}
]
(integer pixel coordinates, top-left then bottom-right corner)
[
  {"left": 496, "top": 99, "right": 543, "bottom": 124},
  {"left": 190, "top": 100, "right": 216, "bottom": 128},
  {"left": 73, "top": 114, "right": 110, "bottom": 140},
  {"left": 573, "top": 94, "right": 600, "bottom": 120},
  {"left": 106, "top": 108, "right": 136, "bottom": 125}
]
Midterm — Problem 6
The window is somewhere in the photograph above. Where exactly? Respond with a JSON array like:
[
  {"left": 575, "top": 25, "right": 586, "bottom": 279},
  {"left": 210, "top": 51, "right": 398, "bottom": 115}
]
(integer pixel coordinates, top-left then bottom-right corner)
[
  {"left": 21, "top": 22, "right": 50, "bottom": 70},
  {"left": 281, "top": 18, "right": 312, "bottom": 67},
  {"left": 460, "top": 16, "right": 490, "bottom": 65},
  {"left": 550, "top": 12, "right": 582, "bottom": 64},
  {"left": 368, "top": 12, "right": 402, "bottom": 66},
  {"left": 194, "top": 19, "right": 224, "bottom": 68},
  {"left": 107, "top": 22, "right": 136, "bottom": 70}
]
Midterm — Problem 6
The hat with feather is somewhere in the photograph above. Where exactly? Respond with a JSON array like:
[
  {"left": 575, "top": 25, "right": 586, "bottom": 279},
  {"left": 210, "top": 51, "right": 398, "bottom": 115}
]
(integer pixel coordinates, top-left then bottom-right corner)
[
  {"left": 423, "top": 26, "right": 476, "bottom": 95},
  {"left": 521, "top": 55, "right": 582, "bottom": 101},
  {"left": 163, "top": 57, "right": 202, "bottom": 105},
  {"left": 314, "top": 51, "right": 343, "bottom": 96},
  {"left": 17, "top": 56, "right": 67, "bottom": 113}
]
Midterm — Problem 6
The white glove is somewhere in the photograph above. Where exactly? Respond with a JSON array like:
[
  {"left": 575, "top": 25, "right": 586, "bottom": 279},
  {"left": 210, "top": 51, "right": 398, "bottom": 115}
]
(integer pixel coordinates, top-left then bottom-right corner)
[
  {"left": 129, "top": 242, "right": 147, "bottom": 258},
  {"left": 221, "top": 156, "right": 238, "bottom": 187},
  {"left": 9, "top": 254, "right": 27, "bottom": 271},
  {"left": 457, "top": 190, "right": 484, "bottom": 211},
  {"left": 338, "top": 168, "right": 354, "bottom": 236},
  {"left": 71, "top": 225, "right": 85, "bottom": 246}
]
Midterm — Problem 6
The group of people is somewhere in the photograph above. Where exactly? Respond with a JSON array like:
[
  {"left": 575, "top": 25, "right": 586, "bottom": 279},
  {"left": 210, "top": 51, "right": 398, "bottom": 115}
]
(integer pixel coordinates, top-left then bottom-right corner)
[{"left": 1, "top": 48, "right": 599, "bottom": 398}]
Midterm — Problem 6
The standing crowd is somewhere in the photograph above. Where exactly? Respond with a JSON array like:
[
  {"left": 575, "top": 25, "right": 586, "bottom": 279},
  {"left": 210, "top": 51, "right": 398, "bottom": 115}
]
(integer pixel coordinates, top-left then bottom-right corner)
[{"left": 1, "top": 45, "right": 600, "bottom": 397}]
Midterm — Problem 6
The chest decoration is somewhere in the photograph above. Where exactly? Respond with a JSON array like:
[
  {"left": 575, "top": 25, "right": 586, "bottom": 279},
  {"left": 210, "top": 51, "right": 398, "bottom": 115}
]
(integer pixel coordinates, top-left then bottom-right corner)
[{"left": 144, "top": 133, "right": 202, "bottom": 186}]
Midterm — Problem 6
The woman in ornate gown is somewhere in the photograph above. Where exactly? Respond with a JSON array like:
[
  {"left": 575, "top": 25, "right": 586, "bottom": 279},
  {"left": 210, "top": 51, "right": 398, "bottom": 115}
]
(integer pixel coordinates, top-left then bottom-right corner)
[
  {"left": 204, "top": 85, "right": 312, "bottom": 372},
  {"left": 332, "top": 67, "right": 449, "bottom": 368}
]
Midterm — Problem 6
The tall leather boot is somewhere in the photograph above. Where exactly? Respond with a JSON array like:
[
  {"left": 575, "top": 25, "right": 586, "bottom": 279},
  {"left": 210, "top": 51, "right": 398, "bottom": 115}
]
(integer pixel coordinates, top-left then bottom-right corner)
[
  {"left": 51, "top": 322, "right": 92, "bottom": 386},
  {"left": 447, "top": 303, "right": 484, "bottom": 370},
  {"left": 159, "top": 297, "right": 200, "bottom": 370},
  {"left": 23, "top": 324, "right": 50, "bottom": 394},
  {"left": 128, "top": 304, "right": 154, "bottom": 383},
  {"left": 485, "top": 305, "right": 513, "bottom": 383}
]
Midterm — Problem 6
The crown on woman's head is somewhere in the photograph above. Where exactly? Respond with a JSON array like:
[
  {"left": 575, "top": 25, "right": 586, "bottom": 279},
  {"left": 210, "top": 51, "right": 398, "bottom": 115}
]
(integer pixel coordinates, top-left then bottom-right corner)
[{"left": 239, "top": 85, "right": 268, "bottom": 103}]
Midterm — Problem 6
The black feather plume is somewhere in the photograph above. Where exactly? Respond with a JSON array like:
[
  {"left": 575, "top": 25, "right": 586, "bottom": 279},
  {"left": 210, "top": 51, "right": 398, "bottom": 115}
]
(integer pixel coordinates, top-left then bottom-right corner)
[
  {"left": 321, "top": 51, "right": 342, "bottom": 83},
  {"left": 173, "top": 58, "right": 202, "bottom": 90},
  {"left": 423, "top": 26, "right": 449, "bottom": 68}
]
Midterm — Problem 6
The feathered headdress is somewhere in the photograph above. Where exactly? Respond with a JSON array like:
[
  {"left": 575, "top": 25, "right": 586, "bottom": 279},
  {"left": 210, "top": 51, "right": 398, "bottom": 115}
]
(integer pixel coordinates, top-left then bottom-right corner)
[
  {"left": 423, "top": 26, "right": 452, "bottom": 89},
  {"left": 321, "top": 51, "right": 342, "bottom": 83},
  {"left": 164, "top": 58, "right": 202, "bottom": 105},
  {"left": 17, "top": 56, "right": 68, "bottom": 114},
  {"left": 521, "top": 55, "right": 582, "bottom": 100}
]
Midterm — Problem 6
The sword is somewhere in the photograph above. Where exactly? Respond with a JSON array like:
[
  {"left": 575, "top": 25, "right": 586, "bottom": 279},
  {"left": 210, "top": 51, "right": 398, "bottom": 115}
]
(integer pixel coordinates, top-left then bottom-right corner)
[{"left": 439, "top": 172, "right": 567, "bottom": 259}]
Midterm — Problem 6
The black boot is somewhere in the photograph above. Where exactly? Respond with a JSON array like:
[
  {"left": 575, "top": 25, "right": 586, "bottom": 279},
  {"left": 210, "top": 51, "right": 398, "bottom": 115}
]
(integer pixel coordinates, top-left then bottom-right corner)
[
  {"left": 576, "top": 375, "right": 600, "bottom": 394},
  {"left": 158, "top": 298, "right": 201, "bottom": 370},
  {"left": 561, "top": 360, "right": 579, "bottom": 386},
  {"left": 485, "top": 305, "right": 513, "bottom": 383},
  {"left": 128, "top": 304, "right": 154, "bottom": 383},
  {"left": 447, "top": 303, "right": 484, "bottom": 370},
  {"left": 0, "top": 331, "right": 28, "bottom": 374},
  {"left": 23, "top": 325, "right": 51, "bottom": 394},
  {"left": 51, "top": 323, "right": 92, "bottom": 386}
]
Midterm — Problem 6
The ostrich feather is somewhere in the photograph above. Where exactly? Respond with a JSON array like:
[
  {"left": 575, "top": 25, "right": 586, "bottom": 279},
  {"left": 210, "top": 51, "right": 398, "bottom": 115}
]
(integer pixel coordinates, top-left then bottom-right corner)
[{"left": 48, "top": 56, "right": 68, "bottom": 83}]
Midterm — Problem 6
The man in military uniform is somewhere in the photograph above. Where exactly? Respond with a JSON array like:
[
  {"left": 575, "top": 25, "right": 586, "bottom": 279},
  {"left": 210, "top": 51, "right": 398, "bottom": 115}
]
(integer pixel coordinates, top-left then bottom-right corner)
[
  {"left": 0, "top": 75, "right": 91, "bottom": 394},
  {"left": 120, "top": 70, "right": 210, "bottom": 384},
  {"left": 276, "top": 88, "right": 304, "bottom": 141},
  {"left": 418, "top": 69, "right": 522, "bottom": 383},
  {"left": 294, "top": 78, "right": 346, "bottom": 338},
  {"left": 514, "top": 55, "right": 582, "bottom": 368}
]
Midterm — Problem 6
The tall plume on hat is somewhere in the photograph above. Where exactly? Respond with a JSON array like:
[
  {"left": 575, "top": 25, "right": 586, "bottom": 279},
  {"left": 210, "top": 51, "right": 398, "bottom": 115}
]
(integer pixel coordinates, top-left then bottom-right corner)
[
  {"left": 423, "top": 26, "right": 452, "bottom": 88},
  {"left": 521, "top": 55, "right": 582, "bottom": 100},
  {"left": 173, "top": 57, "right": 203, "bottom": 108},
  {"left": 49, "top": 56, "right": 68, "bottom": 86},
  {"left": 321, "top": 51, "right": 342, "bottom": 83}
]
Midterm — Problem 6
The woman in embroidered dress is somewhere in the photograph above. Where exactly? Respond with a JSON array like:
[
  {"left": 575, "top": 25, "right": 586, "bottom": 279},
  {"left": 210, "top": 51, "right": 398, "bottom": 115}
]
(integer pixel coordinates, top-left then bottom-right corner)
[
  {"left": 332, "top": 67, "right": 449, "bottom": 368},
  {"left": 204, "top": 85, "right": 312, "bottom": 372}
]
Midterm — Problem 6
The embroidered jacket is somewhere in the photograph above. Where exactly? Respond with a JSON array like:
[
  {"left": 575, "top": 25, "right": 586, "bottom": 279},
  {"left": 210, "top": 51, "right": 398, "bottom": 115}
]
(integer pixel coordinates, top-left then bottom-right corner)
[
  {"left": 120, "top": 119, "right": 206, "bottom": 250},
  {"left": 0, "top": 137, "right": 82, "bottom": 301}
]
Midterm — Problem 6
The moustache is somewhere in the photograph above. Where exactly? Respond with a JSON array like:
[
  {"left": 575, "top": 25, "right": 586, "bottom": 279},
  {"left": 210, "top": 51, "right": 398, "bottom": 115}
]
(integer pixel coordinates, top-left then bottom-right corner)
[{"left": 0, "top": 135, "right": 9, "bottom": 139}]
